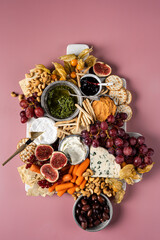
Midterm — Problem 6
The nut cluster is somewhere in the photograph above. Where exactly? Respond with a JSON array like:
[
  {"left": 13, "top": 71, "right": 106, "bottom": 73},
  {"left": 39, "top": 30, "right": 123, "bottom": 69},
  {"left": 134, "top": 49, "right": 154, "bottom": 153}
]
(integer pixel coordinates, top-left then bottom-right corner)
[
  {"left": 25, "top": 69, "right": 54, "bottom": 102},
  {"left": 72, "top": 169, "right": 123, "bottom": 200}
]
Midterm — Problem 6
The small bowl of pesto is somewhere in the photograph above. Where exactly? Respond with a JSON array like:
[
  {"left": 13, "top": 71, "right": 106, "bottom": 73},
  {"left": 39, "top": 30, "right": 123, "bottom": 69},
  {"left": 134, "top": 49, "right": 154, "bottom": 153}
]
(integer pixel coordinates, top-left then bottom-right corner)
[{"left": 41, "top": 81, "right": 82, "bottom": 121}]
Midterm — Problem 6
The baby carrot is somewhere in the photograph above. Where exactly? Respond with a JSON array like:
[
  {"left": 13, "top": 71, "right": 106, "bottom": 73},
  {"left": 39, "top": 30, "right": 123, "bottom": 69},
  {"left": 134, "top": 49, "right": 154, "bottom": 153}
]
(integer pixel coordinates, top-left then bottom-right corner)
[
  {"left": 76, "top": 158, "right": 90, "bottom": 177},
  {"left": 30, "top": 164, "right": 40, "bottom": 174},
  {"left": 62, "top": 173, "right": 72, "bottom": 182},
  {"left": 60, "top": 164, "right": 70, "bottom": 173},
  {"left": 57, "top": 189, "right": 67, "bottom": 197},
  {"left": 80, "top": 179, "right": 87, "bottom": 190},
  {"left": 55, "top": 182, "right": 74, "bottom": 192},
  {"left": 76, "top": 176, "right": 84, "bottom": 186},
  {"left": 71, "top": 175, "right": 77, "bottom": 183},
  {"left": 72, "top": 164, "right": 80, "bottom": 176},
  {"left": 48, "top": 182, "right": 58, "bottom": 192},
  {"left": 67, "top": 186, "right": 76, "bottom": 195},
  {"left": 68, "top": 165, "right": 74, "bottom": 174}
]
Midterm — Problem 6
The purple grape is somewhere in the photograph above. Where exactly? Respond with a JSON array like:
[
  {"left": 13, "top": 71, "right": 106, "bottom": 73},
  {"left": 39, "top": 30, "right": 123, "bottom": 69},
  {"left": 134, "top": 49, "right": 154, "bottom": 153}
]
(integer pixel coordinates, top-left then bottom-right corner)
[
  {"left": 21, "top": 116, "right": 28, "bottom": 123},
  {"left": 92, "top": 139, "right": 100, "bottom": 148},
  {"left": 108, "top": 148, "right": 115, "bottom": 155},
  {"left": 120, "top": 112, "right": 128, "bottom": 120},
  {"left": 107, "top": 115, "right": 115, "bottom": 123},
  {"left": 117, "top": 128, "right": 125, "bottom": 137},
  {"left": 90, "top": 125, "right": 98, "bottom": 135},
  {"left": 123, "top": 140, "right": 129, "bottom": 147},
  {"left": 115, "top": 148, "right": 123, "bottom": 156},
  {"left": 138, "top": 163, "right": 146, "bottom": 169},
  {"left": 115, "top": 155, "right": 124, "bottom": 164},
  {"left": 123, "top": 133, "right": 130, "bottom": 140},
  {"left": 100, "top": 131, "right": 106, "bottom": 138},
  {"left": 100, "top": 121, "right": 108, "bottom": 131},
  {"left": 96, "top": 121, "right": 101, "bottom": 129},
  {"left": 81, "top": 130, "right": 89, "bottom": 138},
  {"left": 106, "top": 138, "right": 114, "bottom": 148},
  {"left": 133, "top": 156, "right": 142, "bottom": 167},
  {"left": 20, "top": 110, "right": 26, "bottom": 117},
  {"left": 125, "top": 157, "right": 133, "bottom": 164},
  {"left": 117, "top": 119, "right": 124, "bottom": 127},
  {"left": 109, "top": 128, "right": 117, "bottom": 137},
  {"left": 115, "top": 113, "right": 121, "bottom": 119},
  {"left": 137, "top": 136, "right": 145, "bottom": 145},
  {"left": 139, "top": 144, "right": 148, "bottom": 154},
  {"left": 129, "top": 137, "right": 137, "bottom": 146},
  {"left": 123, "top": 146, "right": 133, "bottom": 156},
  {"left": 144, "top": 156, "right": 153, "bottom": 165},
  {"left": 114, "top": 138, "right": 124, "bottom": 147},
  {"left": 84, "top": 138, "right": 92, "bottom": 146},
  {"left": 131, "top": 147, "right": 137, "bottom": 156},
  {"left": 147, "top": 148, "right": 154, "bottom": 156},
  {"left": 27, "top": 96, "right": 35, "bottom": 103}
]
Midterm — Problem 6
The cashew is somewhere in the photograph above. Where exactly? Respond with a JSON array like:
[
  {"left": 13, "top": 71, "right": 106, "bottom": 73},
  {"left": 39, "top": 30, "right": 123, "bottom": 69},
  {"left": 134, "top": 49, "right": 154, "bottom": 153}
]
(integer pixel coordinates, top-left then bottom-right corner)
[
  {"left": 75, "top": 187, "right": 80, "bottom": 192},
  {"left": 37, "top": 90, "right": 42, "bottom": 96},
  {"left": 30, "top": 72, "right": 34, "bottom": 77},
  {"left": 89, "top": 189, "right": 93, "bottom": 194},
  {"left": 101, "top": 182, "right": 105, "bottom": 189},
  {"left": 77, "top": 193, "right": 81, "bottom": 197},
  {"left": 18, "top": 94, "right": 24, "bottom": 101},
  {"left": 86, "top": 169, "right": 94, "bottom": 176},
  {"left": 93, "top": 177, "right": 100, "bottom": 183},
  {"left": 82, "top": 172, "right": 90, "bottom": 177},
  {"left": 88, "top": 183, "right": 95, "bottom": 189},
  {"left": 97, "top": 190, "right": 101, "bottom": 195},
  {"left": 103, "top": 188, "right": 112, "bottom": 197},
  {"left": 94, "top": 186, "right": 100, "bottom": 194},
  {"left": 34, "top": 80, "right": 40, "bottom": 87},
  {"left": 37, "top": 97, "right": 41, "bottom": 102},
  {"left": 11, "top": 92, "right": 18, "bottom": 97},
  {"left": 42, "top": 77, "right": 48, "bottom": 83},
  {"left": 41, "top": 83, "right": 46, "bottom": 89},
  {"left": 88, "top": 177, "right": 94, "bottom": 182},
  {"left": 85, "top": 176, "right": 89, "bottom": 181}
]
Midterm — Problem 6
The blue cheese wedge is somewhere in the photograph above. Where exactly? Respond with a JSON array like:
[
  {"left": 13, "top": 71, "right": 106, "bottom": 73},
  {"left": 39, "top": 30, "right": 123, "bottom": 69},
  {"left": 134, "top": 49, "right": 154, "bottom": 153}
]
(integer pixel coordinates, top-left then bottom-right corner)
[{"left": 90, "top": 146, "right": 121, "bottom": 178}]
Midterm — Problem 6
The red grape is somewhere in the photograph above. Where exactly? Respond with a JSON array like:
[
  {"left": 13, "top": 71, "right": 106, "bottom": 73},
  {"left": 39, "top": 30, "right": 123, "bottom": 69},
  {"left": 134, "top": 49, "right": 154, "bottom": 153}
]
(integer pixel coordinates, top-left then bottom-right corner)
[
  {"left": 137, "top": 136, "right": 145, "bottom": 145},
  {"left": 81, "top": 130, "right": 89, "bottom": 138},
  {"left": 84, "top": 138, "right": 92, "bottom": 146},
  {"left": 27, "top": 96, "right": 35, "bottom": 103},
  {"left": 20, "top": 99, "right": 29, "bottom": 109},
  {"left": 21, "top": 116, "right": 28, "bottom": 123},
  {"left": 144, "top": 156, "right": 153, "bottom": 165},
  {"left": 118, "top": 128, "right": 125, "bottom": 137},
  {"left": 131, "top": 147, "right": 137, "bottom": 156},
  {"left": 123, "top": 133, "right": 130, "bottom": 140},
  {"left": 100, "top": 131, "right": 106, "bottom": 138},
  {"left": 33, "top": 92, "right": 38, "bottom": 98},
  {"left": 120, "top": 112, "right": 128, "bottom": 120},
  {"left": 109, "top": 128, "right": 117, "bottom": 137},
  {"left": 133, "top": 156, "right": 142, "bottom": 167},
  {"left": 34, "top": 107, "right": 44, "bottom": 118},
  {"left": 115, "top": 148, "right": 123, "bottom": 156},
  {"left": 20, "top": 110, "right": 26, "bottom": 117},
  {"left": 100, "top": 121, "right": 108, "bottom": 130},
  {"left": 116, "top": 119, "right": 124, "bottom": 127},
  {"left": 147, "top": 148, "right": 154, "bottom": 156},
  {"left": 96, "top": 121, "right": 101, "bottom": 129},
  {"left": 125, "top": 157, "right": 133, "bottom": 164},
  {"left": 139, "top": 144, "right": 148, "bottom": 154},
  {"left": 34, "top": 101, "right": 41, "bottom": 107},
  {"left": 114, "top": 138, "right": 124, "bottom": 147},
  {"left": 108, "top": 148, "right": 115, "bottom": 155},
  {"left": 138, "top": 163, "right": 146, "bottom": 169},
  {"left": 115, "top": 155, "right": 124, "bottom": 164},
  {"left": 92, "top": 139, "right": 99, "bottom": 148},
  {"left": 123, "top": 140, "right": 129, "bottom": 147},
  {"left": 26, "top": 106, "right": 34, "bottom": 118},
  {"left": 107, "top": 115, "right": 115, "bottom": 123},
  {"left": 123, "top": 146, "right": 133, "bottom": 156},
  {"left": 129, "top": 137, "right": 137, "bottom": 146},
  {"left": 106, "top": 138, "right": 114, "bottom": 148},
  {"left": 115, "top": 113, "right": 121, "bottom": 119}
]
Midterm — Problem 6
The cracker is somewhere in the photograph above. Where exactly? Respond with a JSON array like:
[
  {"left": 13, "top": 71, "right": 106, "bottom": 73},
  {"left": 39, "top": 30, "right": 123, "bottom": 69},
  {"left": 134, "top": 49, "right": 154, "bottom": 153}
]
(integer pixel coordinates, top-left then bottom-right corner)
[
  {"left": 17, "top": 138, "right": 37, "bottom": 163},
  {"left": 117, "top": 104, "right": 133, "bottom": 121},
  {"left": 19, "top": 79, "right": 31, "bottom": 96},
  {"left": 125, "top": 90, "right": 132, "bottom": 104},
  {"left": 109, "top": 88, "right": 127, "bottom": 105},
  {"left": 105, "top": 75, "right": 123, "bottom": 90}
]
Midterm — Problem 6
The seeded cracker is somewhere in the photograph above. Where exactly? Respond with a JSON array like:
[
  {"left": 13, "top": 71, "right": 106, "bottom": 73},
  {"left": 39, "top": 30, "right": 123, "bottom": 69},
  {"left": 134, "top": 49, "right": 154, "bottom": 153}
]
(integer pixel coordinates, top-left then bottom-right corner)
[{"left": 17, "top": 138, "right": 37, "bottom": 163}]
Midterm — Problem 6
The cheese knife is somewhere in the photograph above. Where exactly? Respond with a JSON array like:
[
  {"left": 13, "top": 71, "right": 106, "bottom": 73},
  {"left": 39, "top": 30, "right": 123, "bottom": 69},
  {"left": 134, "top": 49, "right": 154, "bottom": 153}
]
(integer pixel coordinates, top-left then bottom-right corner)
[{"left": 2, "top": 132, "right": 43, "bottom": 166}]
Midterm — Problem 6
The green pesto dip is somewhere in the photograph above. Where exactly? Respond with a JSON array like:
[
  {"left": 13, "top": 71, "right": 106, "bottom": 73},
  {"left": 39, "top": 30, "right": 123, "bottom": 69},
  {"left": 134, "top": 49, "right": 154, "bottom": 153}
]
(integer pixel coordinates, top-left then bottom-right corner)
[{"left": 47, "top": 85, "right": 77, "bottom": 119}]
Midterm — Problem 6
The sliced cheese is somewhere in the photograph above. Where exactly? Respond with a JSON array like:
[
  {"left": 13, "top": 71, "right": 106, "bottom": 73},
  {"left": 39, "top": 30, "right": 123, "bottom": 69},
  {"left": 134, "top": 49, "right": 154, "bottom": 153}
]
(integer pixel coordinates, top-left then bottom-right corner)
[{"left": 90, "top": 146, "right": 121, "bottom": 178}]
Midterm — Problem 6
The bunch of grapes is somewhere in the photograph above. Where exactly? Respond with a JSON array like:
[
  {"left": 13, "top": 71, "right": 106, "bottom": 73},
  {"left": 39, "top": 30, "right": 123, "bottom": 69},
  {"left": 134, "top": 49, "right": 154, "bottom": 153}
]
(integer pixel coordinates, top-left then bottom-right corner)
[
  {"left": 81, "top": 113, "right": 154, "bottom": 169},
  {"left": 19, "top": 93, "right": 44, "bottom": 123}
]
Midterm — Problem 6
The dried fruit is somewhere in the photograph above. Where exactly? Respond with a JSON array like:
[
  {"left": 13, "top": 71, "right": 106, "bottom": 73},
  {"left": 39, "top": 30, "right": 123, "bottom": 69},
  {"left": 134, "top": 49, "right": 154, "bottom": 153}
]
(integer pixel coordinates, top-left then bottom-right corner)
[
  {"left": 50, "top": 151, "right": 67, "bottom": 170},
  {"left": 93, "top": 61, "right": 112, "bottom": 77},
  {"left": 35, "top": 145, "right": 53, "bottom": 161},
  {"left": 40, "top": 164, "right": 59, "bottom": 183}
]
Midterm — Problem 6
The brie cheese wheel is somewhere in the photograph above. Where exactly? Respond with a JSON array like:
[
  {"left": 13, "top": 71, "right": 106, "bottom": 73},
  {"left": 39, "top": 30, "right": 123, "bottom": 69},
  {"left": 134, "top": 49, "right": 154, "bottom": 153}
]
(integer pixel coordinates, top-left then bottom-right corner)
[
  {"left": 90, "top": 146, "right": 121, "bottom": 178},
  {"left": 29, "top": 117, "right": 57, "bottom": 145}
]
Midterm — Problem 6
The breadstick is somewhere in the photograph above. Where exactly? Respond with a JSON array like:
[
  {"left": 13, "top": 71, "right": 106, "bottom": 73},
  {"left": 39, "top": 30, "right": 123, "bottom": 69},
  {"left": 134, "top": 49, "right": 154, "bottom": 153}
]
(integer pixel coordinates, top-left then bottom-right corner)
[
  {"left": 85, "top": 99, "right": 96, "bottom": 121},
  {"left": 55, "top": 123, "right": 77, "bottom": 127},
  {"left": 76, "top": 111, "right": 82, "bottom": 132},
  {"left": 81, "top": 114, "right": 86, "bottom": 127},
  {"left": 58, "top": 129, "right": 70, "bottom": 136},
  {"left": 75, "top": 104, "right": 93, "bottom": 122},
  {"left": 55, "top": 118, "right": 77, "bottom": 125},
  {"left": 75, "top": 69, "right": 81, "bottom": 87}
]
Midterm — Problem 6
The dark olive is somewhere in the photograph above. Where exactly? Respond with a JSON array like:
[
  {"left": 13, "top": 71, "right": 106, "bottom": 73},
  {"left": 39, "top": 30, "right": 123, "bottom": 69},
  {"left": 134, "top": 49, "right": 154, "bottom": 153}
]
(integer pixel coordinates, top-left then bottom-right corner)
[
  {"left": 97, "top": 214, "right": 102, "bottom": 219},
  {"left": 82, "top": 205, "right": 90, "bottom": 211},
  {"left": 92, "top": 203, "right": 100, "bottom": 209},
  {"left": 81, "top": 221, "right": 88, "bottom": 230},
  {"left": 79, "top": 215, "right": 87, "bottom": 222},
  {"left": 77, "top": 202, "right": 82, "bottom": 208},
  {"left": 92, "top": 214, "right": 97, "bottom": 220},
  {"left": 103, "top": 212, "right": 110, "bottom": 221},
  {"left": 88, "top": 217, "right": 93, "bottom": 223},
  {"left": 103, "top": 206, "right": 109, "bottom": 213},
  {"left": 87, "top": 209, "right": 93, "bottom": 217},
  {"left": 91, "top": 194, "right": 97, "bottom": 201},
  {"left": 81, "top": 210, "right": 86, "bottom": 215},
  {"left": 81, "top": 199, "right": 87, "bottom": 205},
  {"left": 76, "top": 208, "right": 80, "bottom": 215},
  {"left": 88, "top": 223, "right": 94, "bottom": 228},
  {"left": 94, "top": 219, "right": 100, "bottom": 226},
  {"left": 100, "top": 218, "right": 104, "bottom": 223},
  {"left": 97, "top": 195, "right": 105, "bottom": 204}
]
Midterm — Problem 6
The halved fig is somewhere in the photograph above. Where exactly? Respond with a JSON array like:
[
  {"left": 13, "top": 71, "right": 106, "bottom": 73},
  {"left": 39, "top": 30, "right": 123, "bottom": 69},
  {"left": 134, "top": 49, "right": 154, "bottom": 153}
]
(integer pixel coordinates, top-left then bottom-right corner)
[
  {"left": 50, "top": 151, "right": 68, "bottom": 170},
  {"left": 93, "top": 61, "right": 112, "bottom": 77},
  {"left": 35, "top": 145, "right": 53, "bottom": 161},
  {"left": 40, "top": 164, "right": 59, "bottom": 183}
]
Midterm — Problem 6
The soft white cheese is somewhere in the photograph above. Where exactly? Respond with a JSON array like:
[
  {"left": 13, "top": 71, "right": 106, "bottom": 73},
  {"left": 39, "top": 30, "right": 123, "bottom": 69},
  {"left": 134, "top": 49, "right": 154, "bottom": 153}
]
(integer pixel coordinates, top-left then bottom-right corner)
[
  {"left": 29, "top": 117, "right": 57, "bottom": 145},
  {"left": 60, "top": 136, "right": 88, "bottom": 164},
  {"left": 90, "top": 146, "right": 121, "bottom": 178}
]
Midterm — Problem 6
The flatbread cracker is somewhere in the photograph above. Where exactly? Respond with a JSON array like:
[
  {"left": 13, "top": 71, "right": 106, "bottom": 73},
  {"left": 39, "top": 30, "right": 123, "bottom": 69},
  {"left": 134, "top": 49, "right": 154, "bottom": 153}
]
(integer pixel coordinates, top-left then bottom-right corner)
[
  {"left": 17, "top": 138, "right": 37, "bottom": 163},
  {"left": 125, "top": 90, "right": 132, "bottom": 104},
  {"left": 109, "top": 88, "right": 127, "bottom": 105},
  {"left": 117, "top": 104, "right": 132, "bottom": 121},
  {"left": 105, "top": 75, "right": 123, "bottom": 91},
  {"left": 19, "top": 79, "right": 31, "bottom": 96}
]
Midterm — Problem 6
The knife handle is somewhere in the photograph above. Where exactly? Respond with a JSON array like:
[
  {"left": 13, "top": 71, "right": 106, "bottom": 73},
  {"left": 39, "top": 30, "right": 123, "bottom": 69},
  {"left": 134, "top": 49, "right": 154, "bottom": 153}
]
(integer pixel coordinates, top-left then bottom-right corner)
[{"left": 2, "top": 143, "right": 27, "bottom": 166}]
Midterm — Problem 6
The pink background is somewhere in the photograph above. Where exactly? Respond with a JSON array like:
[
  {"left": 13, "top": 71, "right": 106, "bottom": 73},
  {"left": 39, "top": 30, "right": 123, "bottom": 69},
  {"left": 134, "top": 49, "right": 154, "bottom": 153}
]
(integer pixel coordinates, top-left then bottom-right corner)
[{"left": 0, "top": 0, "right": 160, "bottom": 239}]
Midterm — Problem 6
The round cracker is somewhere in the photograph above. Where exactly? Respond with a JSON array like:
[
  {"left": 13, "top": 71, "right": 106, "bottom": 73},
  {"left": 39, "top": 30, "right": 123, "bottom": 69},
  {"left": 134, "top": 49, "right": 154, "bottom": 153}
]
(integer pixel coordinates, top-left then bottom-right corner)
[
  {"left": 109, "top": 88, "right": 127, "bottom": 105},
  {"left": 125, "top": 90, "right": 132, "bottom": 104},
  {"left": 117, "top": 104, "right": 133, "bottom": 121},
  {"left": 17, "top": 138, "right": 37, "bottom": 163},
  {"left": 105, "top": 75, "right": 123, "bottom": 90}
]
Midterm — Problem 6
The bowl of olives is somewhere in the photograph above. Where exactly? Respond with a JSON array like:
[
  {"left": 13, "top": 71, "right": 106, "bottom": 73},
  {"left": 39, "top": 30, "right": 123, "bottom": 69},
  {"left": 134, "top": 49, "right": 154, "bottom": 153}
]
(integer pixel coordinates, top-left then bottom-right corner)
[{"left": 73, "top": 194, "right": 113, "bottom": 231}]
